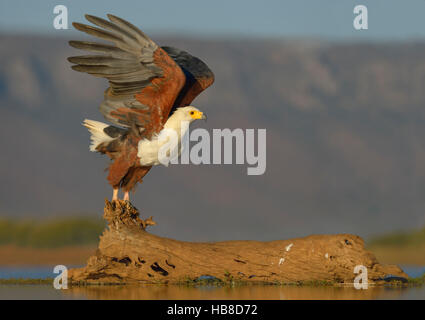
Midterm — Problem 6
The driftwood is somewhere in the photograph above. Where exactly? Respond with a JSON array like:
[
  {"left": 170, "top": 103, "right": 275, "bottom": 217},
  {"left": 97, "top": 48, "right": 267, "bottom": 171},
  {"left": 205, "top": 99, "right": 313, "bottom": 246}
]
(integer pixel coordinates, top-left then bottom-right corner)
[{"left": 68, "top": 200, "right": 407, "bottom": 285}]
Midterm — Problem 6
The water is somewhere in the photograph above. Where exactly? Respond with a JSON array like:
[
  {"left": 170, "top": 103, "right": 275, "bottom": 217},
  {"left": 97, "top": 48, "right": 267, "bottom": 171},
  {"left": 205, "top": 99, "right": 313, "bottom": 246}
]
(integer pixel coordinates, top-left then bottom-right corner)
[
  {"left": 0, "top": 266, "right": 66, "bottom": 279},
  {"left": 0, "top": 265, "right": 423, "bottom": 300},
  {"left": 403, "top": 266, "right": 425, "bottom": 278},
  {"left": 0, "top": 283, "right": 424, "bottom": 300}
]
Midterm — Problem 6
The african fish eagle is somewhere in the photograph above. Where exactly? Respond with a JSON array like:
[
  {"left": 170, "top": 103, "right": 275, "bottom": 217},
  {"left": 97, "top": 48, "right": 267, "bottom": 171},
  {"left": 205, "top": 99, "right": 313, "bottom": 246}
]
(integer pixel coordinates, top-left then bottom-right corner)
[{"left": 68, "top": 14, "right": 214, "bottom": 201}]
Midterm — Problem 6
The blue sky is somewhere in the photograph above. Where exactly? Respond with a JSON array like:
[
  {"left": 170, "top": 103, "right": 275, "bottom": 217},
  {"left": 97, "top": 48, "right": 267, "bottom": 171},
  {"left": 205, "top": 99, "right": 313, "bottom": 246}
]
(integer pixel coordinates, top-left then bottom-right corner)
[{"left": 1, "top": 0, "right": 425, "bottom": 40}]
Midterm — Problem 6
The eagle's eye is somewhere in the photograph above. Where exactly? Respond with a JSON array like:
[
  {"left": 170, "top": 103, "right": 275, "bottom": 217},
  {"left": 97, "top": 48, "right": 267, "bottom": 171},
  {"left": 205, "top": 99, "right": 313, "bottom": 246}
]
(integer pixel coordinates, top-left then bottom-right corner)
[{"left": 190, "top": 111, "right": 195, "bottom": 115}]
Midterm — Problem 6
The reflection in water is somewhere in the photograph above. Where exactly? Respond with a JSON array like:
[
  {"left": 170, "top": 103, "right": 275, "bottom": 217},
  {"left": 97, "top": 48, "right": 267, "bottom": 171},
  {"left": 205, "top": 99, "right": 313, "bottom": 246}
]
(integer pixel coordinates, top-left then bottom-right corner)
[
  {"left": 63, "top": 285, "right": 419, "bottom": 300},
  {"left": 1, "top": 267, "right": 424, "bottom": 299},
  {"left": 0, "top": 284, "right": 423, "bottom": 300}
]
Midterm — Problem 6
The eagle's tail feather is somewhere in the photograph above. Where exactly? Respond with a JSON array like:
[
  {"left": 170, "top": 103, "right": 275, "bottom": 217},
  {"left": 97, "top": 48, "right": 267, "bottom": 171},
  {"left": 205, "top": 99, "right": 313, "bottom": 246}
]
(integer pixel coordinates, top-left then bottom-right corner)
[{"left": 83, "top": 119, "right": 116, "bottom": 152}]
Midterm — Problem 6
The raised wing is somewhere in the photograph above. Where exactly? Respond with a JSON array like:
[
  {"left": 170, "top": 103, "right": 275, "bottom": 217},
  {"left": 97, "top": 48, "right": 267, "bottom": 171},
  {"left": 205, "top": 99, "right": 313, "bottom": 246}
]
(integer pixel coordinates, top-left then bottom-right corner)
[
  {"left": 162, "top": 46, "right": 214, "bottom": 110},
  {"left": 68, "top": 14, "right": 185, "bottom": 138}
]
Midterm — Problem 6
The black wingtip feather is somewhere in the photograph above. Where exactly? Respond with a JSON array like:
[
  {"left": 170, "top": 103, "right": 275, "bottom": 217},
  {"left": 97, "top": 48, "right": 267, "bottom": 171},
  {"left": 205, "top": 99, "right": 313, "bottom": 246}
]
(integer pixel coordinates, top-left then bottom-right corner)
[
  {"left": 106, "top": 14, "right": 118, "bottom": 21},
  {"left": 72, "top": 22, "right": 88, "bottom": 32},
  {"left": 68, "top": 40, "right": 84, "bottom": 49}
]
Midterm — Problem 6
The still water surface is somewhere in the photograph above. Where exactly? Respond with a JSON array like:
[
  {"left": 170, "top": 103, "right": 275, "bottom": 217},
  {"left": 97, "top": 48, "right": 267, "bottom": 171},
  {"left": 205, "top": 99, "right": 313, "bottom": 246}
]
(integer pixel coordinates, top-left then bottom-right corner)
[
  {"left": 0, "top": 266, "right": 423, "bottom": 300},
  {"left": 0, "top": 283, "right": 424, "bottom": 300}
]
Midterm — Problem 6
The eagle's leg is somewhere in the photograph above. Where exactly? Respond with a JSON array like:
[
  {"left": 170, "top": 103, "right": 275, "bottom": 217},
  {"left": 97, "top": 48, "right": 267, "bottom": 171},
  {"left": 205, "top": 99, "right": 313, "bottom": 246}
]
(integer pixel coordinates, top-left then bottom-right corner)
[
  {"left": 123, "top": 191, "right": 130, "bottom": 202},
  {"left": 112, "top": 188, "right": 119, "bottom": 201}
]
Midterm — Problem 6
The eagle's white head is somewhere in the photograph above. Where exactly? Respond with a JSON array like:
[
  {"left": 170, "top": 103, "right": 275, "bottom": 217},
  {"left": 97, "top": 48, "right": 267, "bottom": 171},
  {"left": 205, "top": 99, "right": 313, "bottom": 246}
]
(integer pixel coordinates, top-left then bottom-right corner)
[
  {"left": 138, "top": 106, "right": 207, "bottom": 166},
  {"left": 169, "top": 106, "right": 207, "bottom": 123}
]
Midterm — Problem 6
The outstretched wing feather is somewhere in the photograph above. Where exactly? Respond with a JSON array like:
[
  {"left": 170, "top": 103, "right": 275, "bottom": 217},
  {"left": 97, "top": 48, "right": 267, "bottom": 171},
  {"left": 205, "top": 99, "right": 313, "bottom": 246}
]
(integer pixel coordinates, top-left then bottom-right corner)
[
  {"left": 69, "top": 41, "right": 135, "bottom": 60},
  {"left": 106, "top": 14, "right": 153, "bottom": 44},
  {"left": 68, "top": 14, "right": 185, "bottom": 137},
  {"left": 162, "top": 46, "right": 215, "bottom": 108}
]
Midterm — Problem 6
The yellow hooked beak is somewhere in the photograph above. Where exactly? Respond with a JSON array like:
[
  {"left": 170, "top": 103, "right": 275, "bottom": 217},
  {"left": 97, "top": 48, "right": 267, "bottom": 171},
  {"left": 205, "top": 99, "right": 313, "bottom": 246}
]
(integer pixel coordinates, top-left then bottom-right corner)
[{"left": 190, "top": 111, "right": 207, "bottom": 121}]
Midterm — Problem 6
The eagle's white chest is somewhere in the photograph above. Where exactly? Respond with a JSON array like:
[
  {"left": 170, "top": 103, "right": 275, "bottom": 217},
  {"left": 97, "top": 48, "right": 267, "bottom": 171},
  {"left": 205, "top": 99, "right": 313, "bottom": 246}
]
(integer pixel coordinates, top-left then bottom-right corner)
[
  {"left": 137, "top": 118, "right": 189, "bottom": 166},
  {"left": 137, "top": 138, "right": 163, "bottom": 166}
]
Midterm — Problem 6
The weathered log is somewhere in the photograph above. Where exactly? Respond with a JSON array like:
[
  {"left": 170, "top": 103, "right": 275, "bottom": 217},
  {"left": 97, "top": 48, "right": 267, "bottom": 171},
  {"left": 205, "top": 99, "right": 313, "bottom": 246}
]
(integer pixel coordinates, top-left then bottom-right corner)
[{"left": 68, "top": 200, "right": 407, "bottom": 285}]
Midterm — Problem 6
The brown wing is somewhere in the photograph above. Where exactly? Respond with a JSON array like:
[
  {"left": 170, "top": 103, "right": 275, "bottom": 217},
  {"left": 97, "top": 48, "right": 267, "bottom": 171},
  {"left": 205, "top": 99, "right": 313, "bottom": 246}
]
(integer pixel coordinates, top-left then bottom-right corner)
[
  {"left": 68, "top": 14, "right": 185, "bottom": 138},
  {"left": 162, "top": 46, "right": 214, "bottom": 109}
]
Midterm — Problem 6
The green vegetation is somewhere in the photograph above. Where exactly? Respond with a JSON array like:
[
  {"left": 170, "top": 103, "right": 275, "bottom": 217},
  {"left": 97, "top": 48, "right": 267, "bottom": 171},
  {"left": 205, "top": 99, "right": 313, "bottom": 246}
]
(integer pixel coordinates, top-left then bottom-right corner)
[
  {"left": 0, "top": 278, "right": 53, "bottom": 285},
  {"left": 368, "top": 225, "right": 425, "bottom": 246},
  {"left": 172, "top": 275, "right": 338, "bottom": 287},
  {"left": 408, "top": 273, "right": 425, "bottom": 286},
  {"left": 0, "top": 217, "right": 105, "bottom": 248},
  {"left": 382, "top": 273, "right": 425, "bottom": 287},
  {"left": 2, "top": 273, "right": 423, "bottom": 287}
]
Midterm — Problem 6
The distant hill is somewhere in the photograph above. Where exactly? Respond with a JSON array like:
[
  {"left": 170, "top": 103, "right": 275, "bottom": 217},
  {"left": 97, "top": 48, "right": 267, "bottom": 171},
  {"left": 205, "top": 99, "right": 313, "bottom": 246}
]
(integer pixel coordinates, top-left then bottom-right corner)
[{"left": 1, "top": 33, "right": 425, "bottom": 241}]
